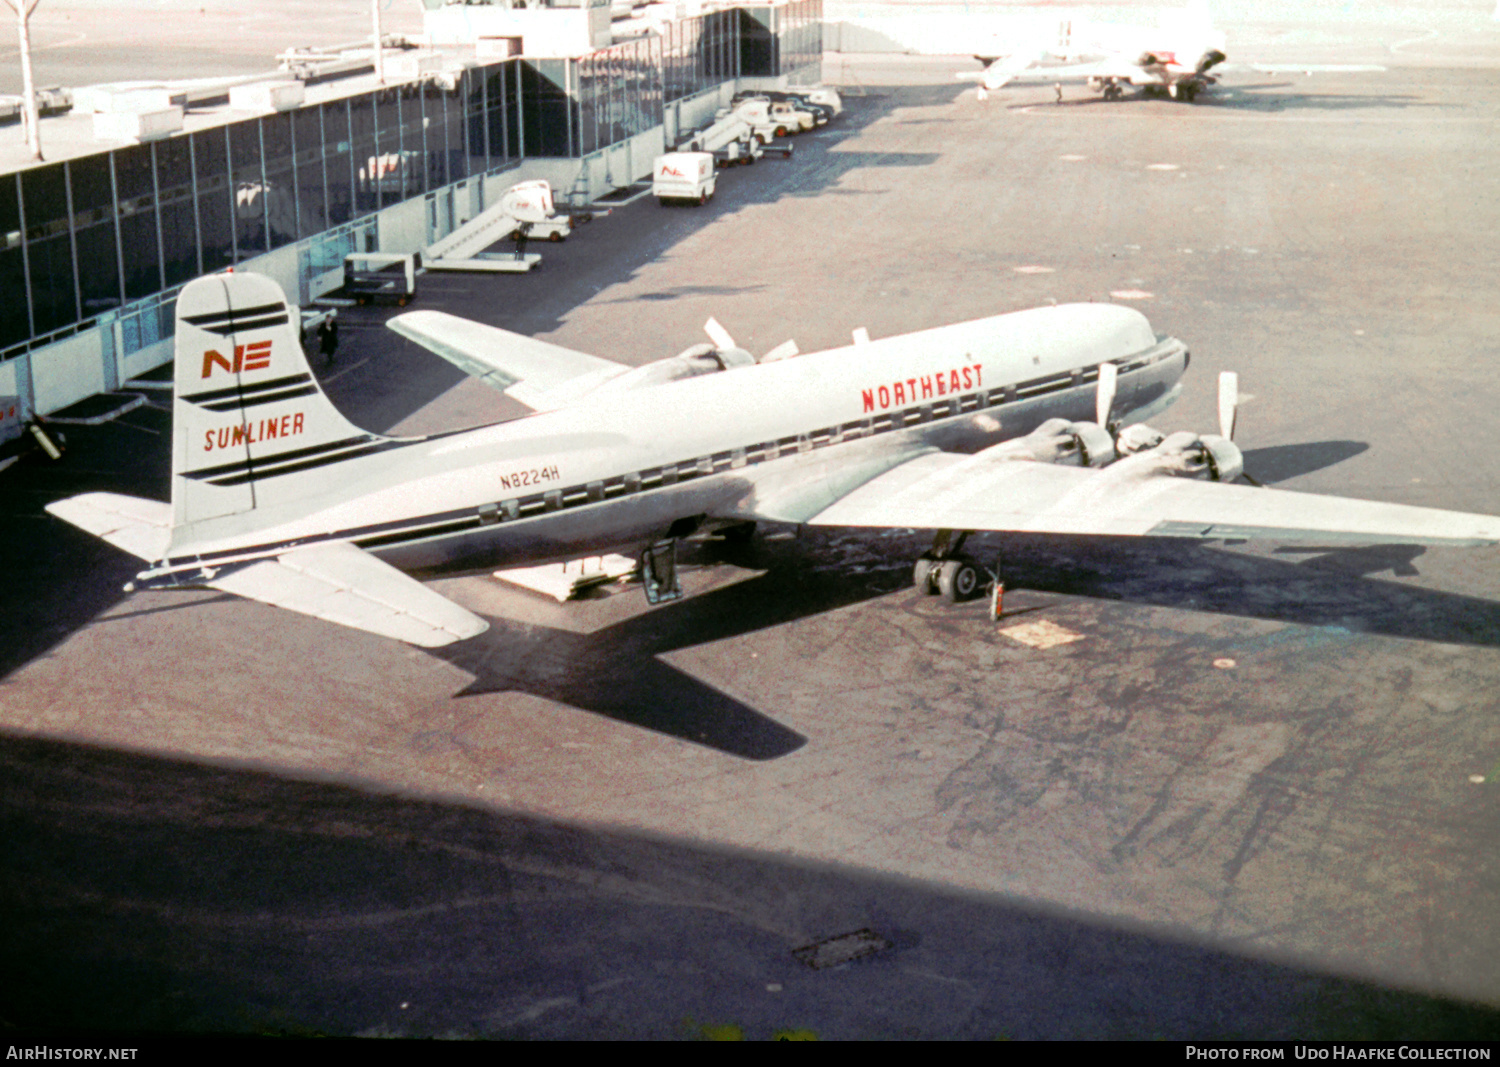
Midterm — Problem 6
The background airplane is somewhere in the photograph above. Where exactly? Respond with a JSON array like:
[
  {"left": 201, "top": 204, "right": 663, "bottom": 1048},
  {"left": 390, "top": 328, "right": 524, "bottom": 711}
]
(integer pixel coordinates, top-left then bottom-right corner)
[
  {"left": 45, "top": 271, "right": 1500, "bottom": 648},
  {"left": 962, "top": 1, "right": 1383, "bottom": 103}
]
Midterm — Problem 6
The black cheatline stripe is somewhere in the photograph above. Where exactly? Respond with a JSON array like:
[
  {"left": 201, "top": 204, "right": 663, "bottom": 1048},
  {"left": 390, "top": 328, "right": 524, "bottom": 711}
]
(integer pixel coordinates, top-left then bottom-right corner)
[
  {"left": 217, "top": 313, "right": 290, "bottom": 333},
  {"left": 356, "top": 517, "right": 483, "bottom": 550},
  {"left": 182, "top": 301, "right": 286, "bottom": 324},
  {"left": 182, "top": 302, "right": 288, "bottom": 335},
  {"left": 183, "top": 373, "right": 311, "bottom": 404},
  {"left": 160, "top": 352, "right": 1177, "bottom": 571},
  {"left": 186, "top": 434, "right": 376, "bottom": 479},
  {"left": 201, "top": 385, "right": 319, "bottom": 412},
  {"left": 203, "top": 442, "right": 399, "bottom": 486}
]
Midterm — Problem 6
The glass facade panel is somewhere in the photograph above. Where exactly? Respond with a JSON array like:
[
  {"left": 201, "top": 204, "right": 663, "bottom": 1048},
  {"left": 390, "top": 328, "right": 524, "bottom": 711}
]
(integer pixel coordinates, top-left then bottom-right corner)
[
  {"left": 397, "top": 83, "right": 427, "bottom": 198},
  {"left": 155, "top": 136, "right": 198, "bottom": 288},
  {"left": 484, "top": 67, "right": 516, "bottom": 170},
  {"left": 20, "top": 164, "right": 74, "bottom": 333},
  {"left": 322, "top": 100, "right": 353, "bottom": 227},
  {"left": 0, "top": 176, "right": 28, "bottom": 348},
  {"left": 464, "top": 67, "right": 488, "bottom": 174},
  {"left": 780, "top": 0, "right": 823, "bottom": 84},
  {"left": 502, "top": 62, "right": 522, "bottom": 160},
  {"left": 115, "top": 144, "right": 162, "bottom": 299},
  {"left": 349, "top": 92, "right": 378, "bottom": 215},
  {"left": 228, "top": 119, "right": 267, "bottom": 259},
  {"left": 423, "top": 79, "right": 457, "bottom": 189},
  {"left": 262, "top": 112, "right": 298, "bottom": 250},
  {"left": 739, "top": 8, "right": 776, "bottom": 77},
  {"left": 70, "top": 154, "right": 122, "bottom": 314},
  {"left": 521, "top": 60, "right": 571, "bottom": 158},
  {"left": 293, "top": 106, "right": 327, "bottom": 237},
  {"left": 193, "top": 128, "right": 234, "bottom": 273},
  {"left": 372, "top": 87, "right": 401, "bottom": 209}
]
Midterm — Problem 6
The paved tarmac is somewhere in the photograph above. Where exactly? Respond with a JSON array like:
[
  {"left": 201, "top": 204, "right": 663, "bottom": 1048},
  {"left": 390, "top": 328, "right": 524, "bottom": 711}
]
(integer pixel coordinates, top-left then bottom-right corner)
[{"left": 5, "top": 17, "right": 1500, "bottom": 1041}]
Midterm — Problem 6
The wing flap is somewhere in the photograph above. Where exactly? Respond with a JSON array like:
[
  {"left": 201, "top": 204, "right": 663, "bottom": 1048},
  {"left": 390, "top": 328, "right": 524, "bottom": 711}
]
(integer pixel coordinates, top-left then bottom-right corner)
[
  {"left": 809, "top": 453, "right": 1500, "bottom": 547},
  {"left": 209, "top": 541, "right": 489, "bottom": 647},
  {"left": 388, "top": 310, "right": 628, "bottom": 412},
  {"left": 45, "top": 492, "right": 173, "bottom": 561}
]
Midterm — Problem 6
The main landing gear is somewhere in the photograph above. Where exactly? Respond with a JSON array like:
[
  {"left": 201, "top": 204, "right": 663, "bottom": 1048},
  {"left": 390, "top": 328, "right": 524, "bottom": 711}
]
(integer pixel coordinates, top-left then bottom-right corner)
[{"left": 912, "top": 529, "right": 985, "bottom": 604}]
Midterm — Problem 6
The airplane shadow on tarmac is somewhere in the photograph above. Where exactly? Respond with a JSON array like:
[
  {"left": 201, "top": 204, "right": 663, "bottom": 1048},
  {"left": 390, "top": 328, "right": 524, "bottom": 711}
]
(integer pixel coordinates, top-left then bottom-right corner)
[
  {"left": 427, "top": 475, "right": 1500, "bottom": 762},
  {"left": 4, "top": 729, "right": 1499, "bottom": 1039}
]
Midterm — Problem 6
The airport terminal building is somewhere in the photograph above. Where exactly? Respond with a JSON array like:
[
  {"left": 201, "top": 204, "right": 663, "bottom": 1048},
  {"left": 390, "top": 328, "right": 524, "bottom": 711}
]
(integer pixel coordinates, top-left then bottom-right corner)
[{"left": 0, "top": 0, "right": 822, "bottom": 421}]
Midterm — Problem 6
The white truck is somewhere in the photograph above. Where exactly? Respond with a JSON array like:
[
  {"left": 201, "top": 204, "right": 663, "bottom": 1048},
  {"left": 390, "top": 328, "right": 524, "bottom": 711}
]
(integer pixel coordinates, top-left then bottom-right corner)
[
  {"left": 718, "top": 98, "right": 815, "bottom": 142},
  {"left": 652, "top": 152, "right": 717, "bottom": 205}
]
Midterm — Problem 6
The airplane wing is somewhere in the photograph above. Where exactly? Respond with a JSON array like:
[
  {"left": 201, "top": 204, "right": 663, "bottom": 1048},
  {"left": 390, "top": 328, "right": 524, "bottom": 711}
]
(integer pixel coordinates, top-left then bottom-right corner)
[
  {"left": 208, "top": 541, "right": 489, "bottom": 647},
  {"left": 961, "top": 56, "right": 1131, "bottom": 90},
  {"left": 45, "top": 492, "right": 173, "bottom": 561},
  {"left": 801, "top": 451, "right": 1500, "bottom": 547},
  {"left": 388, "top": 310, "right": 630, "bottom": 412},
  {"left": 973, "top": 50, "right": 1047, "bottom": 90}
]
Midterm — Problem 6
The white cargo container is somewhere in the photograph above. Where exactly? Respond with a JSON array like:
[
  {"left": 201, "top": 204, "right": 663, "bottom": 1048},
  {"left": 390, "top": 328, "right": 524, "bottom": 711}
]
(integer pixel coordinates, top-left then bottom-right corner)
[{"left": 652, "top": 151, "right": 716, "bottom": 205}]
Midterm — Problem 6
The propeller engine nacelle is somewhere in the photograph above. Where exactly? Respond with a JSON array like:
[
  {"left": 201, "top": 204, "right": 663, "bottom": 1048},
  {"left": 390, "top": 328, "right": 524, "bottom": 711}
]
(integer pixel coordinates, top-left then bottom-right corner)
[
  {"left": 603, "top": 319, "right": 798, "bottom": 392},
  {"left": 984, "top": 417, "right": 1116, "bottom": 468},
  {"left": 1118, "top": 425, "right": 1243, "bottom": 482}
]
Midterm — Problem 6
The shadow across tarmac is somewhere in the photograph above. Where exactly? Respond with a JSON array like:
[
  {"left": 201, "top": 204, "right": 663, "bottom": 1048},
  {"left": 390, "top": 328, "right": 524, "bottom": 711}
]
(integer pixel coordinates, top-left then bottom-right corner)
[
  {"left": 3, "top": 731, "right": 1497, "bottom": 1039},
  {"left": 412, "top": 521, "right": 1500, "bottom": 761}
]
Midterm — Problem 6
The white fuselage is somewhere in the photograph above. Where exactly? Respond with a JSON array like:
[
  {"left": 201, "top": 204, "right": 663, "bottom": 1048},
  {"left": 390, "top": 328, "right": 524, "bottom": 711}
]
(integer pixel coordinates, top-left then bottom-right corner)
[{"left": 152, "top": 305, "right": 1187, "bottom": 584}]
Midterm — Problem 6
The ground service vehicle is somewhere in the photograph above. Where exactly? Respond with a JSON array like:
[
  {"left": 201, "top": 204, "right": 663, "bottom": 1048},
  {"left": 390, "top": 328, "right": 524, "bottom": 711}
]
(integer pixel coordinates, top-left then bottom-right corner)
[
  {"left": 652, "top": 152, "right": 717, "bottom": 205},
  {"left": 679, "top": 111, "right": 763, "bottom": 166},
  {"left": 732, "top": 89, "right": 834, "bottom": 125},
  {"left": 343, "top": 252, "right": 418, "bottom": 305},
  {"left": 716, "top": 99, "right": 810, "bottom": 143}
]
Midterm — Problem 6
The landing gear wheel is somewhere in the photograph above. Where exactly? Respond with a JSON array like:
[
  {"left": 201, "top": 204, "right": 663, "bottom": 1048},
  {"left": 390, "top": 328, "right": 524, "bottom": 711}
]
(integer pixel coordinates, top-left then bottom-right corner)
[
  {"left": 549, "top": 231, "right": 564, "bottom": 242},
  {"left": 913, "top": 558, "right": 938, "bottom": 594},
  {"left": 937, "top": 559, "right": 981, "bottom": 603}
]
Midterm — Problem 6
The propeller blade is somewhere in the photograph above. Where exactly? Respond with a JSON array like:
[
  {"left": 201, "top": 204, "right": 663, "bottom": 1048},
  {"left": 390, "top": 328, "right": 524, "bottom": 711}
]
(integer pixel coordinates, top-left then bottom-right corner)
[
  {"left": 1096, "top": 362, "right": 1118, "bottom": 428},
  {"left": 704, "top": 317, "right": 736, "bottom": 351},
  {"left": 1218, "top": 371, "right": 1238, "bottom": 441},
  {"left": 761, "top": 339, "right": 800, "bottom": 363}
]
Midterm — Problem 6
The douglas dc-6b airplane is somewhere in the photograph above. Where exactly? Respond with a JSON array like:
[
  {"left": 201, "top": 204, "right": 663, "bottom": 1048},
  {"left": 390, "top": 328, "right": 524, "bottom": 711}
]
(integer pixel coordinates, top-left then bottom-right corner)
[
  {"left": 963, "top": 1, "right": 1382, "bottom": 103},
  {"left": 47, "top": 271, "right": 1500, "bottom": 647}
]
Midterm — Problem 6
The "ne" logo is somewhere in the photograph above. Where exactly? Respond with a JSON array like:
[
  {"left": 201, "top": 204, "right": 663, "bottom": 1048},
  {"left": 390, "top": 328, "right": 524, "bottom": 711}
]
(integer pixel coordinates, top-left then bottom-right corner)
[{"left": 201, "top": 340, "right": 273, "bottom": 379}]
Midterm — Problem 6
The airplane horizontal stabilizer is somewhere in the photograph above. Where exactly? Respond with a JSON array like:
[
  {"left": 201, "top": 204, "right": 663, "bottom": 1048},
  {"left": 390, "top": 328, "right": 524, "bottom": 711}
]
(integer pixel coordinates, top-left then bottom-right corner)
[
  {"left": 46, "top": 492, "right": 173, "bottom": 561},
  {"left": 389, "top": 311, "right": 630, "bottom": 411},
  {"left": 208, "top": 541, "right": 489, "bottom": 647},
  {"left": 808, "top": 452, "right": 1500, "bottom": 547}
]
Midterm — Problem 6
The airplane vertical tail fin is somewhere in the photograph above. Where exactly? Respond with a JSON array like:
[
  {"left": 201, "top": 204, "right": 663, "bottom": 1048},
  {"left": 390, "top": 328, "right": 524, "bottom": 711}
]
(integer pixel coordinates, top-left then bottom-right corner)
[{"left": 172, "top": 272, "right": 395, "bottom": 529}]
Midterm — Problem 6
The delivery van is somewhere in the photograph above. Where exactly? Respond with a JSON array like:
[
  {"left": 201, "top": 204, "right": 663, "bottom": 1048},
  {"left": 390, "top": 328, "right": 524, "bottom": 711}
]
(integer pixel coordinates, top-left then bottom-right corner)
[{"left": 652, "top": 151, "right": 717, "bottom": 205}]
